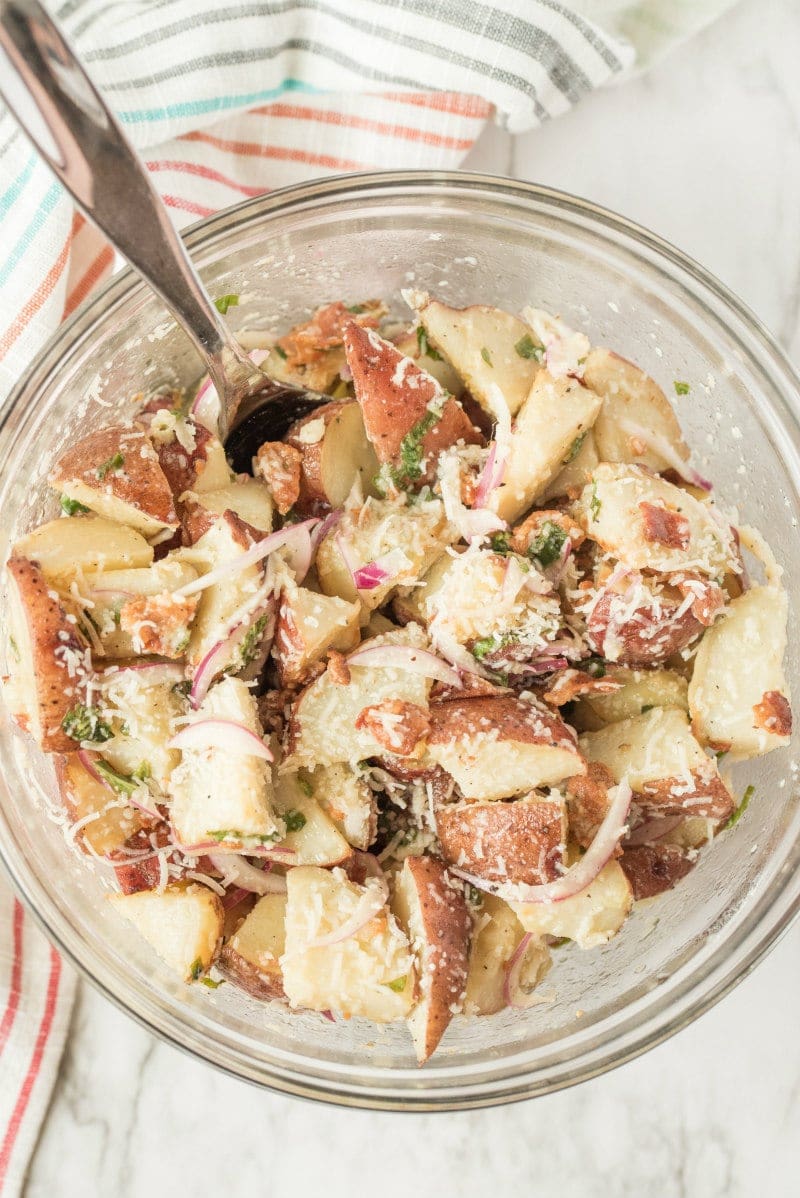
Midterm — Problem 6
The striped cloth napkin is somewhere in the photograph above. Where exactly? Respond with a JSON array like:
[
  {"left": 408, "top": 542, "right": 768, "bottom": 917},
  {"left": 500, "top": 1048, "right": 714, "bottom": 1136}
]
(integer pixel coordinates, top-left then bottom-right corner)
[{"left": 0, "top": 1, "right": 738, "bottom": 1193}]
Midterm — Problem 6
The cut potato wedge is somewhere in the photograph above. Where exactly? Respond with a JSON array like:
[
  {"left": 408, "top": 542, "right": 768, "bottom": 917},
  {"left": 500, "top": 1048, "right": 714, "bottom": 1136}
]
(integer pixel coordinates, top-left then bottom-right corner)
[
  {"left": 13, "top": 516, "right": 154, "bottom": 580},
  {"left": 55, "top": 752, "right": 142, "bottom": 855},
  {"left": 539, "top": 427, "right": 600, "bottom": 503},
  {"left": 98, "top": 666, "right": 185, "bottom": 793},
  {"left": 583, "top": 575, "right": 702, "bottom": 667},
  {"left": 79, "top": 557, "right": 198, "bottom": 658},
  {"left": 286, "top": 402, "right": 379, "bottom": 513},
  {"left": 109, "top": 882, "right": 223, "bottom": 981},
  {"left": 427, "top": 694, "right": 584, "bottom": 801},
  {"left": 185, "top": 478, "right": 274, "bottom": 534},
  {"left": 436, "top": 793, "right": 566, "bottom": 885},
  {"left": 306, "top": 763, "right": 376, "bottom": 850},
  {"left": 273, "top": 774, "right": 352, "bottom": 866},
  {"left": 149, "top": 418, "right": 232, "bottom": 498},
  {"left": 410, "top": 294, "right": 540, "bottom": 417},
  {"left": 393, "top": 330, "right": 465, "bottom": 395},
  {"left": 583, "top": 348, "right": 690, "bottom": 473},
  {"left": 50, "top": 426, "right": 179, "bottom": 536},
  {"left": 513, "top": 858, "right": 632, "bottom": 949},
  {"left": 488, "top": 372, "right": 603, "bottom": 523},
  {"left": 281, "top": 866, "right": 415, "bottom": 1021},
  {"left": 572, "top": 668, "right": 689, "bottom": 731},
  {"left": 218, "top": 893, "right": 287, "bottom": 999},
  {"left": 465, "top": 895, "right": 527, "bottom": 1016},
  {"left": 169, "top": 676, "right": 277, "bottom": 849},
  {"left": 285, "top": 627, "right": 431, "bottom": 769},
  {"left": 344, "top": 324, "right": 481, "bottom": 484},
  {"left": 580, "top": 706, "right": 733, "bottom": 820},
  {"left": 272, "top": 583, "right": 360, "bottom": 686},
  {"left": 392, "top": 855, "right": 471, "bottom": 1062},
  {"left": 316, "top": 495, "right": 453, "bottom": 614},
  {"left": 5, "top": 556, "right": 91, "bottom": 752},
  {"left": 186, "top": 511, "right": 272, "bottom": 675},
  {"left": 578, "top": 463, "right": 738, "bottom": 578},
  {"left": 688, "top": 585, "right": 791, "bottom": 758}
]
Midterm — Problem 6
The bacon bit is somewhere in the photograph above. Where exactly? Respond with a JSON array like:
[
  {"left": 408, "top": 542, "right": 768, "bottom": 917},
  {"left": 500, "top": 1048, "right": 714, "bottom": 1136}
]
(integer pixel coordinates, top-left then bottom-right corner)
[
  {"left": 620, "top": 844, "right": 694, "bottom": 900},
  {"left": 119, "top": 592, "right": 198, "bottom": 656},
  {"left": 566, "top": 763, "right": 616, "bottom": 851},
  {"left": 511, "top": 508, "right": 585, "bottom": 556},
  {"left": 639, "top": 501, "right": 690, "bottom": 550},
  {"left": 254, "top": 442, "right": 303, "bottom": 515},
  {"left": 672, "top": 572, "right": 726, "bottom": 626},
  {"left": 460, "top": 471, "right": 478, "bottom": 506},
  {"left": 753, "top": 690, "right": 792, "bottom": 737},
  {"left": 277, "top": 300, "right": 384, "bottom": 369},
  {"left": 355, "top": 699, "right": 431, "bottom": 756},
  {"left": 327, "top": 650, "right": 351, "bottom": 686},
  {"left": 543, "top": 668, "right": 623, "bottom": 707}
]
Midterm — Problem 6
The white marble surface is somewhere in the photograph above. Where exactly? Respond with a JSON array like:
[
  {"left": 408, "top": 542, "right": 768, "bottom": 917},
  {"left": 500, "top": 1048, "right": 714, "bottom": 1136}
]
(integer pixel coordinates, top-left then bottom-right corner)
[{"left": 24, "top": 0, "right": 800, "bottom": 1193}]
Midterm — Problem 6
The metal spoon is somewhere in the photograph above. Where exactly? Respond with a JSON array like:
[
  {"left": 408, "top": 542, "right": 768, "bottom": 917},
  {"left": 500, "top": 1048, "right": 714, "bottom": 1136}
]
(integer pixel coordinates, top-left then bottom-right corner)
[{"left": 0, "top": 0, "right": 326, "bottom": 472}]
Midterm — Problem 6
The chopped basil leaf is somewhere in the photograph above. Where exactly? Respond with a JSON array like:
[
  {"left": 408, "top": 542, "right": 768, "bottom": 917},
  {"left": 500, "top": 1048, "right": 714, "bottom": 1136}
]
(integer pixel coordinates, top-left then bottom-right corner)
[
  {"left": 465, "top": 883, "right": 482, "bottom": 906},
  {"left": 60, "top": 495, "right": 90, "bottom": 516},
  {"left": 190, "top": 958, "right": 204, "bottom": 981},
  {"left": 724, "top": 784, "right": 754, "bottom": 829},
  {"left": 208, "top": 828, "right": 279, "bottom": 844},
  {"left": 714, "top": 748, "right": 728, "bottom": 761},
  {"left": 200, "top": 976, "right": 225, "bottom": 990},
  {"left": 480, "top": 346, "right": 493, "bottom": 367},
  {"left": 62, "top": 703, "right": 114, "bottom": 744},
  {"left": 471, "top": 632, "right": 515, "bottom": 662},
  {"left": 95, "top": 760, "right": 140, "bottom": 795},
  {"left": 550, "top": 936, "right": 571, "bottom": 948},
  {"left": 132, "top": 761, "right": 151, "bottom": 781},
  {"left": 583, "top": 657, "right": 606, "bottom": 679},
  {"left": 273, "top": 344, "right": 288, "bottom": 360},
  {"left": 640, "top": 704, "right": 655, "bottom": 714},
  {"left": 214, "top": 294, "right": 239, "bottom": 315},
  {"left": 674, "top": 381, "right": 690, "bottom": 396},
  {"left": 96, "top": 452, "right": 124, "bottom": 480},
  {"left": 514, "top": 334, "right": 544, "bottom": 362},
  {"left": 563, "top": 431, "right": 587, "bottom": 464},
  {"left": 489, "top": 531, "right": 512, "bottom": 555},
  {"left": 239, "top": 614, "right": 268, "bottom": 668},
  {"left": 527, "top": 520, "right": 567, "bottom": 568},
  {"left": 390, "top": 401, "right": 443, "bottom": 485},
  {"left": 346, "top": 302, "right": 366, "bottom": 314},
  {"left": 386, "top": 976, "right": 407, "bottom": 993},
  {"left": 172, "top": 680, "right": 192, "bottom": 697},
  {"left": 589, "top": 482, "right": 602, "bottom": 521},
  {"left": 415, "top": 325, "right": 442, "bottom": 361},
  {"left": 298, "top": 778, "right": 314, "bottom": 798},
  {"left": 283, "top": 809, "right": 307, "bottom": 833}
]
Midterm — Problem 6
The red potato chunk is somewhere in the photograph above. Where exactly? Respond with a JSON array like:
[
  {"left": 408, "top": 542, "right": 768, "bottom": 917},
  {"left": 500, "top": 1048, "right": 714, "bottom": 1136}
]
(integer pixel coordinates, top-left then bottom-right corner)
[
  {"left": 584, "top": 573, "right": 702, "bottom": 667},
  {"left": 639, "top": 501, "right": 690, "bottom": 550},
  {"left": 343, "top": 323, "right": 482, "bottom": 484},
  {"left": 671, "top": 572, "right": 726, "bottom": 627},
  {"left": 436, "top": 794, "right": 565, "bottom": 885},
  {"left": 619, "top": 844, "right": 694, "bottom": 901}
]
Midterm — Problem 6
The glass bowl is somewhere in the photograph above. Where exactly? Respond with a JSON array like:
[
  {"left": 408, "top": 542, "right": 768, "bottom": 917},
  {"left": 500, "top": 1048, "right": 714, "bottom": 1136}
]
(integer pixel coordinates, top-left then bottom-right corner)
[{"left": 1, "top": 171, "right": 799, "bottom": 1111}]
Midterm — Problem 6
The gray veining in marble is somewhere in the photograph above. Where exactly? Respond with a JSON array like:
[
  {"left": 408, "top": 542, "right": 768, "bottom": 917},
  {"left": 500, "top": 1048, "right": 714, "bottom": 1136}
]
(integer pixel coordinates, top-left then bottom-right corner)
[{"left": 22, "top": 0, "right": 800, "bottom": 1192}]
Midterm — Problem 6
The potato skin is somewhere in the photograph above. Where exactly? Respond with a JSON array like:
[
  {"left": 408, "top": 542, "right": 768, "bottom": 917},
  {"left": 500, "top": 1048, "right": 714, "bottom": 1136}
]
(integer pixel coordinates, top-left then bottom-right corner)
[
  {"left": 585, "top": 583, "right": 701, "bottom": 667},
  {"left": 428, "top": 694, "right": 578, "bottom": 755},
  {"left": 436, "top": 796, "right": 564, "bottom": 885},
  {"left": 7, "top": 556, "right": 89, "bottom": 752},
  {"left": 399, "top": 855, "right": 471, "bottom": 1063},
  {"left": 217, "top": 944, "right": 286, "bottom": 1000},
  {"left": 50, "top": 425, "right": 178, "bottom": 528},
  {"left": 620, "top": 844, "right": 694, "bottom": 901},
  {"left": 344, "top": 323, "right": 482, "bottom": 480}
]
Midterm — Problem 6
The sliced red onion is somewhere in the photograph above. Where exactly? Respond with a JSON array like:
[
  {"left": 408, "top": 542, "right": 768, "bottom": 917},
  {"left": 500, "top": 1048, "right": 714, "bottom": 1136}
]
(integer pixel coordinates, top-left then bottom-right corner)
[
  {"left": 176, "top": 519, "right": 319, "bottom": 599},
  {"left": 90, "top": 588, "right": 137, "bottom": 601},
  {"left": 127, "top": 791, "right": 162, "bottom": 821},
  {"left": 189, "top": 620, "right": 253, "bottom": 708},
  {"left": 523, "top": 655, "right": 569, "bottom": 675},
  {"left": 346, "top": 643, "right": 461, "bottom": 687},
  {"left": 292, "top": 880, "right": 387, "bottom": 953},
  {"left": 548, "top": 537, "right": 573, "bottom": 587},
  {"left": 439, "top": 449, "right": 507, "bottom": 542},
  {"left": 351, "top": 548, "right": 410, "bottom": 592},
  {"left": 208, "top": 852, "right": 287, "bottom": 895},
  {"left": 502, "top": 932, "right": 542, "bottom": 1010},
  {"left": 221, "top": 886, "right": 251, "bottom": 910},
  {"left": 432, "top": 630, "right": 492, "bottom": 680},
  {"left": 473, "top": 442, "right": 509, "bottom": 510},
  {"left": 617, "top": 418, "right": 712, "bottom": 491},
  {"left": 77, "top": 749, "right": 109, "bottom": 789},
  {"left": 310, "top": 508, "right": 342, "bottom": 555},
  {"left": 320, "top": 1009, "right": 336, "bottom": 1023},
  {"left": 169, "top": 719, "right": 273, "bottom": 760},
  {"left": 624, "top": 813, "right": 684, "bottom": 848},
  {"left": 499, "top": 556, "right": 529, "bottom": 610},
  {"left": 453, "top": 778, "right": 632, "bottom": 905},
  {"left": 351, "top": 851, "right": 389, "bottom": 900}
]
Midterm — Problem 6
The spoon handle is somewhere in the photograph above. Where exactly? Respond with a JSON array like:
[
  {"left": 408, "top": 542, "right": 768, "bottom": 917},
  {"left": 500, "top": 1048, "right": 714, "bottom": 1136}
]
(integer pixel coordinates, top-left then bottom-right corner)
[{"left": 0, "top": 0, "right": 259, "bottom": 427}]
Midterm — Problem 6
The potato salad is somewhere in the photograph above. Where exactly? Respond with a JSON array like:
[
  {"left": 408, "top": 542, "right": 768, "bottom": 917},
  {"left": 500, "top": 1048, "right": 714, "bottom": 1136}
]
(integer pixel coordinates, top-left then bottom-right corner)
[{"left": 2, "top": 291, "right": 791, "bottom": 1063}]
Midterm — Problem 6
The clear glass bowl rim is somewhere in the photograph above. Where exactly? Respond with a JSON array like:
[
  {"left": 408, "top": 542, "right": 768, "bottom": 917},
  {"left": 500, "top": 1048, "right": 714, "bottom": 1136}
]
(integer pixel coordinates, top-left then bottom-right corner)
[{"left": 1, "top": 169, "right": 800, "bottom": 1111}]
